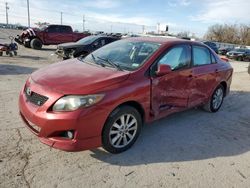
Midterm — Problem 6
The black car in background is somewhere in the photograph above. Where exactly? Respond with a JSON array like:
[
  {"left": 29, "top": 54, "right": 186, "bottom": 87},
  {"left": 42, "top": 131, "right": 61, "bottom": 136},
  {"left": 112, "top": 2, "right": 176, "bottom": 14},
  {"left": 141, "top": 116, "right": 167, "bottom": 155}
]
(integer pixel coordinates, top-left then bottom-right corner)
[
  {"left": 218, "top": 47, "right": 234, "bottom": 55},
  {"left": 226, "top": 48, "right": 250, "bottom": 61},
  {"left": 203, "top": 41, "right": 219, "bottom": 54},
  {"left": 56, "top": 35, "right": 119, "bottom": 59}
]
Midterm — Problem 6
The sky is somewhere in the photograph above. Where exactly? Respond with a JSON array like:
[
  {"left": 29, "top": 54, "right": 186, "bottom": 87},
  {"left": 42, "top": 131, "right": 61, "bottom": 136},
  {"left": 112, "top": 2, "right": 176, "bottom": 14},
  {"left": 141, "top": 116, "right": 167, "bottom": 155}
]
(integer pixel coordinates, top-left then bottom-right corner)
[{"left": 0, "top": 0, "right": 249, "bottom": 37}]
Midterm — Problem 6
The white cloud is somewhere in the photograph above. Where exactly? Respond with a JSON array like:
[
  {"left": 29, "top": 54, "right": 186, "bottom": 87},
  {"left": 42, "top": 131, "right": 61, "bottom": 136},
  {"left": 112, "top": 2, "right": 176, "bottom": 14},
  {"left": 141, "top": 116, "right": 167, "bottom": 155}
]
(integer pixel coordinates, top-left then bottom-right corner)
[
  {"left": 168, "top": 0, "right": 190, "bottom": 7},
  {"left": 82, "top": 0, "right": 122, "bottom": 9},
  {"left": 179, "top": 0, "right": 190, "bottom": 6},
  {"left": 191, "top": 0, "right": 250, "bottom": 23}
]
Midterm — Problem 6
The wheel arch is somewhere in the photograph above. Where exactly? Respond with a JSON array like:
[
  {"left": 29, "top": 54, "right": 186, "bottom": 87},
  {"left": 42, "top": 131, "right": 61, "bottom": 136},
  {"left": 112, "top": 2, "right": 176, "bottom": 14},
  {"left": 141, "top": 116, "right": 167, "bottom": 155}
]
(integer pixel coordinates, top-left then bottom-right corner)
[
  {"left": 112, "top": 101, "right": 145, "bottom": 124},
  {"left": 220, "top": 81, "right": 227, "bottom": 97}
]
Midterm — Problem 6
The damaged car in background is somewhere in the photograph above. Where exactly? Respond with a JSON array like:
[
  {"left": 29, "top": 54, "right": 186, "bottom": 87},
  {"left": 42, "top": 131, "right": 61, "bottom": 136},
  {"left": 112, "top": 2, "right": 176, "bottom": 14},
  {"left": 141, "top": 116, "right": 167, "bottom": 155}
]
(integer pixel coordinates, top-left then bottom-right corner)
[
  {"left": 55, "top": 35, "right": 119, "bottom": 60},
  {"left": 15, "top": 24, "right": 90, "bottom": 50}
]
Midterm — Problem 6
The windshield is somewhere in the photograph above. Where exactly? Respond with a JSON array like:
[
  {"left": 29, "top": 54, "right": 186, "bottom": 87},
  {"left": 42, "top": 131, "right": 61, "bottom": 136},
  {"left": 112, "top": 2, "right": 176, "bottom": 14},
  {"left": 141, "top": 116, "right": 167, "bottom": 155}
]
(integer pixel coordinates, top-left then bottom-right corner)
[
  {"left": 82, "top": 40, "right": 161, "bottom": 71},
  {"left": 77, "top": 36, "right": 99, "bottom": 45},
  {"left": 236, "top": 49, "right": 247, "bottom": 52}
]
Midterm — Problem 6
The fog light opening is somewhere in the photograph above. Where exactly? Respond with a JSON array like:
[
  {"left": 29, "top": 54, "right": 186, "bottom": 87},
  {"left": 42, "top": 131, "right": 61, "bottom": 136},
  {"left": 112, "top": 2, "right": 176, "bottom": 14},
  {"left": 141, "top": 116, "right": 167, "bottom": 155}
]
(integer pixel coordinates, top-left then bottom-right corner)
[
  {"left": 60, "top": 130, "right": 74, "bottom": 139},
  {"left": 66, "top": 131, "right": 74, "bottom": 139}
]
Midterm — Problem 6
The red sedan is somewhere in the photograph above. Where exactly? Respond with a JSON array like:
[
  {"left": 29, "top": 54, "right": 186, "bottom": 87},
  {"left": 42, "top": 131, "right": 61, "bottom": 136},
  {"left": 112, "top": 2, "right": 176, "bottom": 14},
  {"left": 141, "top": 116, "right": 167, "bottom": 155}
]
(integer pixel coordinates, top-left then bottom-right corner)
[{"left": 19, "top": 37, "right": 233, "bottom": 153}]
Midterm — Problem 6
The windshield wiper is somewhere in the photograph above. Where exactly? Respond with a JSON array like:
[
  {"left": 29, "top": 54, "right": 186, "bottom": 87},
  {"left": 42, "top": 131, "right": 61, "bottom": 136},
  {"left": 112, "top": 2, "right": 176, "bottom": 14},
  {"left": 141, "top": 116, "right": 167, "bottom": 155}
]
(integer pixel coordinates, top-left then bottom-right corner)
[
  {"left": 91, "top": 54, "right": 106, "bottom": 67},
  {"left": 96, "top": 56, "right": 123, "bottom": 71}
]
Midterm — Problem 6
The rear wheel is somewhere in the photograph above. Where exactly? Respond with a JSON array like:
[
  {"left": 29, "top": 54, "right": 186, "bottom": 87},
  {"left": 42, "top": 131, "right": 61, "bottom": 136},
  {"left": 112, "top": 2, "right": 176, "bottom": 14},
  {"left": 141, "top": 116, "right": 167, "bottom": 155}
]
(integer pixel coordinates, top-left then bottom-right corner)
[
  {"left": 203, "top": 84, "right": 224, "bottom": 112},
  {"left": 0, "top": 51, "right": 2, "bottom": 56},
  {"left": 102, "top": 106, "right": 142, "bottom": 153},
  {"left": 30, "top": 38, "right": 42, "bottom": 50}
]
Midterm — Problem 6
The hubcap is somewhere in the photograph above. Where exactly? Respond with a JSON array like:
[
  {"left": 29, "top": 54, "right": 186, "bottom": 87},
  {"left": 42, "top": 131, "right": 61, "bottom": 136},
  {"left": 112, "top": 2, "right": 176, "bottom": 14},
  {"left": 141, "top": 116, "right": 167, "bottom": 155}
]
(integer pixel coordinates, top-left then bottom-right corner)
[
  {"left": 109, "top": 114, "right": 138, "bottom": 148},
  {"left": 212, "top": 88, "right": 223, "bottom": 109}
]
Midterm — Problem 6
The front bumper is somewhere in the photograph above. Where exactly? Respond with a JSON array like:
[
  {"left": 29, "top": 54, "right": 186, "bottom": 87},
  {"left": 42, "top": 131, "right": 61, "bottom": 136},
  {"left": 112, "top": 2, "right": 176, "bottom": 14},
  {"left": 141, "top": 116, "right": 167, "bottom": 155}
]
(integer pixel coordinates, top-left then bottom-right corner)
[
  {"left": 55, "top": 49, "right": 72, "bottom": 59},
  {"left": 18, "top": 82, "right": 109, "bottom": 151},
  {"left": 14, "top": 36, "right": 23, "bottom": 45}
]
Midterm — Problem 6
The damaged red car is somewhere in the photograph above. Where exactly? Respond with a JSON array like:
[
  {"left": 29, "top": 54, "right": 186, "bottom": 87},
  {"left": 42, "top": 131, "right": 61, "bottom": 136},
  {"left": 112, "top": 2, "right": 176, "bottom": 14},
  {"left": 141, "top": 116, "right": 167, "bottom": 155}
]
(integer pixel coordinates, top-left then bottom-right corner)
[{"left": 19, "top": 37, "right": 233, "bottom": 153}]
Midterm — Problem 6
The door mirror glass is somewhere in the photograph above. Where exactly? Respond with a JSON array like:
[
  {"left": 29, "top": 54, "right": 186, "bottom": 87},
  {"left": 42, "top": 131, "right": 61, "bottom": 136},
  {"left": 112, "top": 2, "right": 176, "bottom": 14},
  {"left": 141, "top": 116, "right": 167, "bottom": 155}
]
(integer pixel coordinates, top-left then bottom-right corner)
[
  {"left": 93, "top": 42, "right": 99, "bottom": 47},
  {"left": 156, "top": 64, "right": 172, "bottom": 76}
]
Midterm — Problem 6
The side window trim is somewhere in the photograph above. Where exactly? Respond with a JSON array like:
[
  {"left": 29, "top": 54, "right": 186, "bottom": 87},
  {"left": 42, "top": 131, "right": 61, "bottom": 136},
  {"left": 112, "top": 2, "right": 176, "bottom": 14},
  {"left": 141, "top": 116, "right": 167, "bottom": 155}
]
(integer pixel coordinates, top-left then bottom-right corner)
[{"left": 211, "top": 53, "right": 217, "bottom": 64}]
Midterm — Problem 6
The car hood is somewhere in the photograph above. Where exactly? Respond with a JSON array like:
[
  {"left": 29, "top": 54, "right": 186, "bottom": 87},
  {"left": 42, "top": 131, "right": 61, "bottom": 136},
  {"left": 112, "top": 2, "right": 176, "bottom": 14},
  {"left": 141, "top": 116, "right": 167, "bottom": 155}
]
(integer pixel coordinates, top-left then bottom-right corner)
[
  {"left": 31, "top": 59, "right": 130, "bottom": 94},
  {"left": 58, "top": 42, "right": 84, "bottom": 49}
]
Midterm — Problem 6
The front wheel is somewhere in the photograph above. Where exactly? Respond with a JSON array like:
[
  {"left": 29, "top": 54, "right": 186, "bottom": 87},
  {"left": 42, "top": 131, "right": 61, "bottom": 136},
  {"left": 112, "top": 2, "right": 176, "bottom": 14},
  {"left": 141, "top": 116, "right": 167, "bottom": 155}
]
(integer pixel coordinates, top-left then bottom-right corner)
[
  {"left": 102, "top": 106, "right": 142, "bottom": 154},
  {"left": 30, "top": 38, "right": 42, "bottom": 50},
  {"left": 203, "top": 85, "right": 224, "bottom": 112}
]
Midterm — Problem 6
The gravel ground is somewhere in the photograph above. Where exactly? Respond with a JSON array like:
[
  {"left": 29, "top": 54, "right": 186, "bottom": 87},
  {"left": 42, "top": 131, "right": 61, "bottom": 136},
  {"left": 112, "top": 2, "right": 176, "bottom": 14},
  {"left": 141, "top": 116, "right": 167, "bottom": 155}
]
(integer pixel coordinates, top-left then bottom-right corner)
[{"left": 0, "top": 29, "right": 250, "bottom": 188}]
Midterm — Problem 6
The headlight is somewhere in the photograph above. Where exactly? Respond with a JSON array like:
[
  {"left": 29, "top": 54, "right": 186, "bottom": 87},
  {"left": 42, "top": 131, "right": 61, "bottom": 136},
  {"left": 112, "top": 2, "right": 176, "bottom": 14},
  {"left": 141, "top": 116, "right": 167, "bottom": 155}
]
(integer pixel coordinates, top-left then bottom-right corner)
[{"left": 52, "top": 94, "right": 104, "bottom": 112}]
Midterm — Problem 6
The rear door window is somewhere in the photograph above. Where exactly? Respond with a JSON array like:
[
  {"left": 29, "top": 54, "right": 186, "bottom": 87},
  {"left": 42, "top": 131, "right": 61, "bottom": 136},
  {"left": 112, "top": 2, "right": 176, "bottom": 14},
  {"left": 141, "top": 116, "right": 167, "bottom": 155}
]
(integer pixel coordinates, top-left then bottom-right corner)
[{"left": 192, "top": 46, "right": 212, "bottom": 66}]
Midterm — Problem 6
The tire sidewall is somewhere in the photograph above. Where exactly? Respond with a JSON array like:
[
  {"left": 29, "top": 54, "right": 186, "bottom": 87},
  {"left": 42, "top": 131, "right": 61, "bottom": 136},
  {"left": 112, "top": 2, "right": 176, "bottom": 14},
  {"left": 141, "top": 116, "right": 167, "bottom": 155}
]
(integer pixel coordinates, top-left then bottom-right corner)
[
  {"left": 210, "top": 85, "right": 224, "bottom": 112},
  {"left": 102, "top": 106, "right": 142, "bottom": 154},
  {"left": 31, "top": 38, "right": 42, "bottom": 50}
]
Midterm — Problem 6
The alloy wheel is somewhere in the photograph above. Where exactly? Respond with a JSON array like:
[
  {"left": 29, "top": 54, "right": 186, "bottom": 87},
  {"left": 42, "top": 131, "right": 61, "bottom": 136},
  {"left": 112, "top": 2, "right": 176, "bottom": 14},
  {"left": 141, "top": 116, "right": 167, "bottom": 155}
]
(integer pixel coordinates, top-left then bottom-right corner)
[
  {"left": 212, "top": 88, "right": 223, "bottom": 110},
  {"left": 109, "top": 114, "right": 138, "bottom": 148}
]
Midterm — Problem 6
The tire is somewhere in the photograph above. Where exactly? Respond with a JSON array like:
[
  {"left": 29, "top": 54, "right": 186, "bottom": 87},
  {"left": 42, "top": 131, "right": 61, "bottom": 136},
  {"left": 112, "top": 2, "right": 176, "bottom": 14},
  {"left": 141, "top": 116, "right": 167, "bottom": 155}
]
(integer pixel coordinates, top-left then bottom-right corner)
[
  {"left": 14, "top": 51, "right": 17, "bottom": 56},
  {"left": 30, "top": 38, "right": 42, "bottom": 50},
  {"left": 237, "top": 56, "right": 243, "bottom": 61},
  {"left": 203, "top": 84, "right": 224, "bottom": 113},
  {"left": 24, "top": 41, "right": 31, "bottom": 48},
  {"left": 9, "top": 52, "right": 13, "bottom": 57},
  {"left": 0, "top": 52, "right": 2, "bottom": 56},
  {"left": 63, "top": 57, "right": 69, "bottom": 60},
  {"left": 102, "top": 106, "right": 142, "bottom": 154}
]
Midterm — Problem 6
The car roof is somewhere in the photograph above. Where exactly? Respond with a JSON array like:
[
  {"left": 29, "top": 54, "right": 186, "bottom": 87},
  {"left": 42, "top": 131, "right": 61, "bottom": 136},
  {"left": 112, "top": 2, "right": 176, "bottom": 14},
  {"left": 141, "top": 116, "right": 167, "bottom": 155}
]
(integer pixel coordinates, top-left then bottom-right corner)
[{"left": 125, "top": 37, "right": 201, "bottom": 46}]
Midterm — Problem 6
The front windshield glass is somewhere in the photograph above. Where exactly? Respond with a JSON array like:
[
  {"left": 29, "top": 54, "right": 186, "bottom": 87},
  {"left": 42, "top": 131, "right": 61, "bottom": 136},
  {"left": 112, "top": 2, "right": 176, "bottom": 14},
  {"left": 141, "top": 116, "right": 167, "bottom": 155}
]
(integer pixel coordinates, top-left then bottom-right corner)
[
  {"left": 39, "top": 25, "right": 48, "bottom": 31},
  {"left": 82, "top": 40, "right": 161, "bottom": 71},
  {"left": 236, "top": 49, "right": 247, "bottom": 52},
  {"left": 77, "top": 36, "right": 99, "bottom": 45}
]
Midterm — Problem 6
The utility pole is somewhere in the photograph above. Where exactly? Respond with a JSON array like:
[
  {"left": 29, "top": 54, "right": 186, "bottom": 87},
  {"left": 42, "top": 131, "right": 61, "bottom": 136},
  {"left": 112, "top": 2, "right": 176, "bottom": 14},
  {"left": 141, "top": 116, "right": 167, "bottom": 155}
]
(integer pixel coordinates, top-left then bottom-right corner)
[
  {"left": 82, "top": 15, "right": 85, "bottom": 32},
  {"left": 60, "top": 12, "right": 63, "bottom": 25},
  {"left": 157, "top": 22, "right": 160, "bottom": 34},
  {"left": 142, "top": 25, "right": 145, "bottom": 34},
  {"left": 27, "top": 0, "right": 30, "bottom": 27},
  {"left": 5, "top": 2, "right": 9, "bottom": 26}
]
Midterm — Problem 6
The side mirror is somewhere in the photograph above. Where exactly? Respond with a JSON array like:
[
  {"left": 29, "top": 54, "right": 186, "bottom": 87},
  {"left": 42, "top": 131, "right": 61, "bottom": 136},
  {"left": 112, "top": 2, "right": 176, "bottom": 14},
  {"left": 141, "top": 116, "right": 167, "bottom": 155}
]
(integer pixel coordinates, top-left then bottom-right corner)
[
  {"left": 156, "top": 64, "right": 172, "bottom": 76},
  {"left": 93, "top": 42, "right": 98, "bottom": 47},
  {"left": 220, "top": 57, "right": 229, "bottom": 62}
]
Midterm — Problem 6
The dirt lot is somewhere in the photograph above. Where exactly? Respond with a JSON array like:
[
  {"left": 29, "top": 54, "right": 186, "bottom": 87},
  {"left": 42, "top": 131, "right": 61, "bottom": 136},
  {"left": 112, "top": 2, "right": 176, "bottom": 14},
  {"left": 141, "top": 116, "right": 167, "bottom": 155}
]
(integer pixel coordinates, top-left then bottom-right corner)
[{"left": 1, "top": 29, "right": 250, "bottom": 188}]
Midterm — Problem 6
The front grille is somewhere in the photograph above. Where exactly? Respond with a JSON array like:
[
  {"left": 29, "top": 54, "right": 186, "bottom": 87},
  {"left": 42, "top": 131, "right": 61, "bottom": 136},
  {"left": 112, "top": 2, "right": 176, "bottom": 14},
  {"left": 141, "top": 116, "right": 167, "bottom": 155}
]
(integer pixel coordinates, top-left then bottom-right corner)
[{"left": 24, "top": 87, "right": 48, "bottom": 106}]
